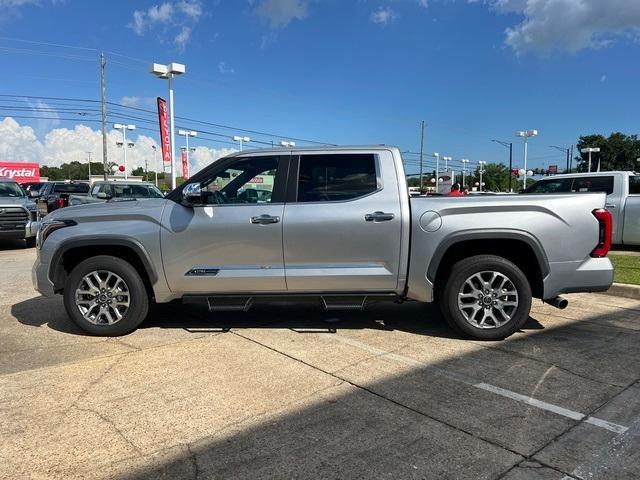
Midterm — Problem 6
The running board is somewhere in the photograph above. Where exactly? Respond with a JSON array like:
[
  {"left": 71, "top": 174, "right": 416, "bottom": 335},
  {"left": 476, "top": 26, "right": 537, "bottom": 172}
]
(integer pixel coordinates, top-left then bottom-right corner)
[
  {"left": 321, "top": 295, "right": 368, "bottom": 311},
  {"left": 207, "top": 297, "right": 254, "bottom": 312}
]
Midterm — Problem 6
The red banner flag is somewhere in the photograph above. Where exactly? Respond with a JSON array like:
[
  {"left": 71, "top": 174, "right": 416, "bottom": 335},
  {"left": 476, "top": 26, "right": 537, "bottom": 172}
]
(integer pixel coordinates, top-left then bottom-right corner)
[
  {"left": 157, "top": 97, "right": 171, "bottom": 167},
  {"left": 181, "top": 150, "right": 189, "bottom": 180}
]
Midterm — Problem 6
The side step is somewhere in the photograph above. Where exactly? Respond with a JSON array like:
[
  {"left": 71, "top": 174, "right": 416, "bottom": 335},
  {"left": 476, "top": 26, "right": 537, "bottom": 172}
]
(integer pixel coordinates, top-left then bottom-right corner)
[
  {"left": 207, "top": 297, "right": 254, "bottom": 312},
  {"left": 321, "top": 296, "right": 367, "bottom": 311}
]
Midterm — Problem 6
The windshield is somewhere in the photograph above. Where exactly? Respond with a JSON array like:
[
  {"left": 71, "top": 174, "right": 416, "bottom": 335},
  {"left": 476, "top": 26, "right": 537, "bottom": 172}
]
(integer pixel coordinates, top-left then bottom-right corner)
[{"left": 0, "top": 182, "right": 25, "bottom": 197}]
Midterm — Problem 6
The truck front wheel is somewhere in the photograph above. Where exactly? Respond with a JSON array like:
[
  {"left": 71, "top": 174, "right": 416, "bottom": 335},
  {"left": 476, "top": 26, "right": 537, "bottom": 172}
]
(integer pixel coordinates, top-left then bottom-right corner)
[
  {"left": 440, "top": 255, "right": 532, "bottom": 340},
  {"left": 63, "top": 255, "right": 149, "bottom": 336}
]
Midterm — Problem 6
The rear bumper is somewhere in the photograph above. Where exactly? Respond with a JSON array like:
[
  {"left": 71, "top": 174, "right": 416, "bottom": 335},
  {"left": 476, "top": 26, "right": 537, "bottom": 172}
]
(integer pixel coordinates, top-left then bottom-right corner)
[{"left": 543, "top": 257, "right": 614, "bottom": 299}]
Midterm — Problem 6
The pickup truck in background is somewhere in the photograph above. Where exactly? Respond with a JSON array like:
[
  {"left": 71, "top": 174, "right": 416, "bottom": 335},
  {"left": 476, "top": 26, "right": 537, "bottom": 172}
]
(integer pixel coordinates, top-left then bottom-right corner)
[
  {"left": 32, "top": 146, "right": 614, "bottom": 340},
  {"left": 0, "top": 179, "right": 39, "bottom": 247},
  {"left": 525, "top": 171, "right": 639, "bottom": 245},
  {"left": 35, "top": 181, "right": 91, "bottom": 213},
  {"left": 68, "top": 181, "right": 164, "bottom": 206}
]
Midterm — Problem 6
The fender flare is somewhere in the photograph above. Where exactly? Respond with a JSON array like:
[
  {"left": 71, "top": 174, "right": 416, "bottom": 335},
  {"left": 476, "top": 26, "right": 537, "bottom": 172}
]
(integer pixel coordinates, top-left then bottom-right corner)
[
  {"left": 426, "top": 229, "right": 550, "bottom": 284},
  {"left": 49, "top": 236, "right": 158, "bottom": 289}
]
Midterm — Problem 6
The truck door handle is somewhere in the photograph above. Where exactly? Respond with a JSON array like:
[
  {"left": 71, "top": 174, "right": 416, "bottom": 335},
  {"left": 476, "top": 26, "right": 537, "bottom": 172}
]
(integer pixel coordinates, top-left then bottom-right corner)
[
  {"left": 365, "top": 211, "right": 395, "bottom": 222},
  {"left": 251, "top": 214, "right": 280, "bottom": 225},
  {"left": 605, "top": 204, "right": 617, "bottom": 209}
]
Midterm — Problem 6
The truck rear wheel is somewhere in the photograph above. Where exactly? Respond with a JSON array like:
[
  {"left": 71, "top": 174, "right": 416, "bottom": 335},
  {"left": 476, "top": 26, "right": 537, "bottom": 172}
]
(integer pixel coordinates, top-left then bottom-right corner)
[
  {"left": 439, "top": 255, "right": 532, "bottom": 340},
  {"left": 63, "top": 255, "right": 149, "bottom": 336}
]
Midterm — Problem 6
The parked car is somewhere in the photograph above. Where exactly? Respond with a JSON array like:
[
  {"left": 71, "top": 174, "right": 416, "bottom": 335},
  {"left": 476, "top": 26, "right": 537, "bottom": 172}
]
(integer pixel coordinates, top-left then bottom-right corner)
[
  {"left": 0, "top": 179, "right": 39, "bottom": 247},
  {"left": 524, "top": 171, "right": 639, "bottom": 245},
  {"left": 33, "top": 146, "right": 613, "bottom": 339},
  {"left": 37, "top": 181, "right": 90, "bottom": 213},
  {"left": 68, "top": 181, "right": 164, "bottom": 206}
]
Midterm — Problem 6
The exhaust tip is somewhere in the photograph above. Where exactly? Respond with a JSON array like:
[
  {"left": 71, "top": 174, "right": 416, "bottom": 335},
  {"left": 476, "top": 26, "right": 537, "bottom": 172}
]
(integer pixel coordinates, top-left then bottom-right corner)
[{"left": 546, "top": 296, "right": 569, "bottom": 310}]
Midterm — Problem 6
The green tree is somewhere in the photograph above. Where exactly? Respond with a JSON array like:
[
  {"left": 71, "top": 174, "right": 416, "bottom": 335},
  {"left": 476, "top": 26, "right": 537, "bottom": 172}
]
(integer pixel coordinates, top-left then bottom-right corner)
[{"left": 575, "top": 132, "right": 640, "bottom": 172}]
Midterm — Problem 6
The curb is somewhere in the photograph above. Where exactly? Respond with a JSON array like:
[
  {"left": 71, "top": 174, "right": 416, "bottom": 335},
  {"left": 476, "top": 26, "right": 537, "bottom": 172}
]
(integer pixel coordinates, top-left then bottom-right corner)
[{"left": 602, "top": 282, "right": 640, "bottom": 300}]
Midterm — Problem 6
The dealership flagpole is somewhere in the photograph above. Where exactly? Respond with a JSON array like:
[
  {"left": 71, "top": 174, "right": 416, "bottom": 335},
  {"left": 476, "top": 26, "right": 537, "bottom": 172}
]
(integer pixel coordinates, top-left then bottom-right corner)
[{"left": 100, "top": 52, "right": 108, "bottom": 181}]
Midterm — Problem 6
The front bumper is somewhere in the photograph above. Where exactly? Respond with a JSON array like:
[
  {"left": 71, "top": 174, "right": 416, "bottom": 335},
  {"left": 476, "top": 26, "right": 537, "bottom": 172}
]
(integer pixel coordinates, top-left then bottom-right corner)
[
  {"left": 543, "top": 257, "right": 614, "bottom": 299},
  {"left": 0, "top": 219, "right": 38, "bottom": 239},
  {"left": 32, "top": 253, "right": 55, "bottom": 297}
]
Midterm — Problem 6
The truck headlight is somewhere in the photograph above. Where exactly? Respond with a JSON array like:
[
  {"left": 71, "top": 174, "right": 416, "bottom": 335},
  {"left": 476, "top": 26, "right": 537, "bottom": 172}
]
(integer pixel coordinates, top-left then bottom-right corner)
[{"left": 37, "top": 219, "right": 76, "bottom": 248}]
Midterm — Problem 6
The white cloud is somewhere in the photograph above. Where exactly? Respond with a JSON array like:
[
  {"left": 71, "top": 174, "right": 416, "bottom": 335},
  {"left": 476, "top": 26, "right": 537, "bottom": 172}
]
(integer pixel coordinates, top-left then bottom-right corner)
[
  {"left": 129, "top": 0, "right": 202, "bottom": 50},
  {"left": 0, "top": 117, "right": 236, "bottom": 176},
  {"left": 601, "top": 74, "right": 607, "bottom": 82},
  {"left": 418, "top": 0, "right": 429, "bottom": 8},
  {"left": 485, "top": 0, "right": 640, "bottom": 56},
  {"left": 120, "top": 96, "right": 156, "bottom": 109},
  {"left": 175, "top": 26, "right": 192, "bottom": 52},
  {"left": 371, "top": 7, "right": 397, "bottom": 25},
  {"left": 254, "top": 0, "right": 309, "bottom": 28},
  {"left": 218, "top": 61, "right": 235, "bottom": 74}
]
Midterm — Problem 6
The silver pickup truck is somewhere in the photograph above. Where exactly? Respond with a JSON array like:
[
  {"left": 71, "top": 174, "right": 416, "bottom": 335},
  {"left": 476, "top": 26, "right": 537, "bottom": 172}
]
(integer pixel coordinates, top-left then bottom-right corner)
[
  {"left": 32, "top": 146, "right": 614, "bottom": 340},
  {"left": 525, "top": 171, "right": 639, "bottom": 245}
]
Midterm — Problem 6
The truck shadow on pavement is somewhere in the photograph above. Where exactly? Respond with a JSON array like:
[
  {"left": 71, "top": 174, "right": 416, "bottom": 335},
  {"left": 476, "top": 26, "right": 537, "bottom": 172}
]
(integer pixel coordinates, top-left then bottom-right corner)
[{"left": 11, "top": 295, "right": 544, "bottom": 340}]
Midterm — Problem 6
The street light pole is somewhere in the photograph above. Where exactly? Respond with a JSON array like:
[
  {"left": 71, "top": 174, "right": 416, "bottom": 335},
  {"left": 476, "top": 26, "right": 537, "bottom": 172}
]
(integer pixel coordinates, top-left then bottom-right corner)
[
  {"left": 461, "top": 159, "right": 469, "bottom": 188},
  {"left": 152, "top": 145, "right": 158, "bottom": 186},
  {"left": 433, "top": 153, "right": 440, "bottom": 194},
  {"left": 86, "top": 151, "right": 92, "bottom": 182},
  {"left": 280, "top": 141, "right": 296, "bottom": 148},
  {"left": 443, "top": 156, "right": 452, "bottom": 172},
  {"left": 516, "top": 130, "right": 538, "bottom": 189},
  {"left": 150, "top": 62, "right": 186, "bottom": 190},
  {"left": 114, "top": 124, "right": 135, "bottom": 180},
  {"left": 419, "top": 120, "right": 425, "bottom": 193},
  {"left": 478, "top": 161, "right": 486, "bottom": 192},
  {"left": 178, "top": 130, "right": 197, "bottom": 178},
  {"left": 233, "top": 135, "right": 250, "bottom": 151},
  {"left": 581, "top": 147, "right": 600, "bottom": 173}
]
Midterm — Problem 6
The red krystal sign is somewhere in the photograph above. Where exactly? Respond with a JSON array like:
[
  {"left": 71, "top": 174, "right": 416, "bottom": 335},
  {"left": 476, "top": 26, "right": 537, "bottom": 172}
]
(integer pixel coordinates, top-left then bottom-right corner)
[{"left": 0, "top": 162, "right": 41, "bottom": 183}]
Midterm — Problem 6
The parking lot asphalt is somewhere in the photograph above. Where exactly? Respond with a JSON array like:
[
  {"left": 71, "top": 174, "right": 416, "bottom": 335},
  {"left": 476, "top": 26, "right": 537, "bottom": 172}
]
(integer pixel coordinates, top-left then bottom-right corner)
[{"left": 1, "top": 240, "right": 640, "bottom": 480}]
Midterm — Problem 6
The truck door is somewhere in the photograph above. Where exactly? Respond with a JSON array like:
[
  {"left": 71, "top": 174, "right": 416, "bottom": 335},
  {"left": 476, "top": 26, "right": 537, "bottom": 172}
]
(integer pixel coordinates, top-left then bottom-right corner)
[
  {"left": 160, "top": 154, "right": 289, "bottom": 293},
  {"left": 623, "top": 175, "right": 640, "bottom": 245},
  {"left": 282, "top": 151, "right": 403, "bottom": 292}
]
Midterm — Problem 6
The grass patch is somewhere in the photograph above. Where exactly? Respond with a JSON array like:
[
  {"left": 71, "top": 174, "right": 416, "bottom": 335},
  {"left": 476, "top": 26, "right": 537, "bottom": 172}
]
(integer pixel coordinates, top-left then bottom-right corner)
[{"left": 609, "top": 254, "right": 640, "bottom": 285}]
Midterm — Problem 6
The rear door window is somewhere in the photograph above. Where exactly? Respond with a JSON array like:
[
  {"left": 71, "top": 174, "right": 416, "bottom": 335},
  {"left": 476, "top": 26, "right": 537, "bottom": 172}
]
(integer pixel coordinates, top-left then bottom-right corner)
[
  {"left": 629, "top": 176, "right": 640, "bottom": 195},
  {"left": 525, "top": 178, "right": 572, "bottom": 193},
  {"left": 296, "top": 154, "right": 378, "bottom": 202},
  {"left": 571, "top": 176, "right": 614, "bottom": 195},
  {"left": 53, "top": 183, "right": 90, "bottom": 194}
]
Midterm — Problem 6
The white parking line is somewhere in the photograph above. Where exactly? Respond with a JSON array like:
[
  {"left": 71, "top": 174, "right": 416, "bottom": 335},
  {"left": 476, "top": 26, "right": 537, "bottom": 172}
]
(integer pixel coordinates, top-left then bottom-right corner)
[{"left": 326, "top": 334, "right": 628, "bottom": 435}]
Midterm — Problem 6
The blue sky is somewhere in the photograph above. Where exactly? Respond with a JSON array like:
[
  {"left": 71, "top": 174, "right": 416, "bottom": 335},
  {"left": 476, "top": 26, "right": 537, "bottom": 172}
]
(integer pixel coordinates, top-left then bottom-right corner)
[{"left": 0, "top": 0, "right": 639, "bottom": 175}]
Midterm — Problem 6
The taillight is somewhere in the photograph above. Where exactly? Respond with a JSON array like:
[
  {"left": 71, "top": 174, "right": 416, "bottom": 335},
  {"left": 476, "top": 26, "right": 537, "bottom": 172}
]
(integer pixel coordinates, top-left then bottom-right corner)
[
  {"left": 591, "top": 208, "right": 612, "bottom": 258},
  {"left": 57, "top": 197, "right": 67, "bottom": 208}
]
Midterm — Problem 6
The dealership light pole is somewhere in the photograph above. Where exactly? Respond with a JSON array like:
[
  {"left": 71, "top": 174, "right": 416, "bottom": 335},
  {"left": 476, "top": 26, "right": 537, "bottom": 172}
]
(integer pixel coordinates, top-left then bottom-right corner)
[
  {"left": 433, "top": 152, "right": 440, "bottom": 193},
  {"left": 86, "top": 151, "right": 92, "bottom": 182},
  {"left": 492, "top": 139, "right": 513, "bottom": 192},
  {"left": 178, "top": 129, "right": 197, "bottom": 178},
  {"left": 478, "top": 161, "right": 487, "bottom": 192},
  {"left": 151, "top": 145, "right": 158, "bottom": 186},
  {"left": 443, "top": 156, "right": 452, "bottom": 172},
  {"left": 461, "top": 159, "right": 469, "bottom": 188},
  {"left": 150, "top": 62, "right": 186, "bottom": 190},
  {"left": 516, "top": 130, "right": 538, "bottom": 189},
  {"left": 581, "top": 147, "right": 600, "bottom": 173},
  {"left": 280, "top": 141, "right": 296, "bottom": 148},
  {"left": 114, "top": 124, "right": 135, "bottom": 180},
  {"left": 233, "top": 135, "right": 250, "bottom": 151}
]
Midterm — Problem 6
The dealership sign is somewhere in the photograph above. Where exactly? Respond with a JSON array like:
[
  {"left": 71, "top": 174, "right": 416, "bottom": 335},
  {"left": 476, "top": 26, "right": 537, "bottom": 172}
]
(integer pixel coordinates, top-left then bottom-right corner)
[
  {"left": 0, "top": 162, "right": 40, "bottom": 183},
  {"left": 157, "top": 97, "right": 172, "bottom": 167}
]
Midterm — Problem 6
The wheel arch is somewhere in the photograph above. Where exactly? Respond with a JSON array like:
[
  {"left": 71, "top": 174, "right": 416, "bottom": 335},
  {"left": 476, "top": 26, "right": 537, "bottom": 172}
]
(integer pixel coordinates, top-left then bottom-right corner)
[
  {"left": 49, "top": 237, "right": 158, "bottom": 297},
  {"left": 428, "top": 230, "right": 549, "bottom": 299}
]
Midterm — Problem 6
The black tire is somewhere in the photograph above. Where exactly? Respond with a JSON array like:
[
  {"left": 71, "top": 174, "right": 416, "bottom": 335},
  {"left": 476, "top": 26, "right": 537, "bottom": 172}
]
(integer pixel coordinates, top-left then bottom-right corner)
[
  {"left": 439, "top": 255, "right": 532, "bottom": 340},
  {"left": 24, "top": 237, "right": 36, "bottom": 248},
  {"left": 63, "top": 255, "right": 149, "bottom": 336}
]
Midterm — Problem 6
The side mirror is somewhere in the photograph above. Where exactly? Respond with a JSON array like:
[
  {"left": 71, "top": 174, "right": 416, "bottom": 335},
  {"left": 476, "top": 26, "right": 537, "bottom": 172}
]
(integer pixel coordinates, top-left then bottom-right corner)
[
  {"left": 182, "top": 182, "right": 203, "bottom": 206},
  {"left": 96, "top": 192, "right": 110, "bottom": 199},
  {"left": 28, "top": 190, "right": 40, "bottom": 198}
]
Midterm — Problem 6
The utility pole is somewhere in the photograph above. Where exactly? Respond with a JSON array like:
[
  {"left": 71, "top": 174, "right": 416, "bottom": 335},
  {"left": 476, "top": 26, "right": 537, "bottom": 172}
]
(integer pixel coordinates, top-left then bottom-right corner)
[
  {"left": 569, "top": 145, "right": 574, "bottom": 172},
  {"left": 100, "top": 52, "right": 108, "bottom": 181},
  {"left": 419, "top": 120, "right": 425, "bottom": 192}
]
